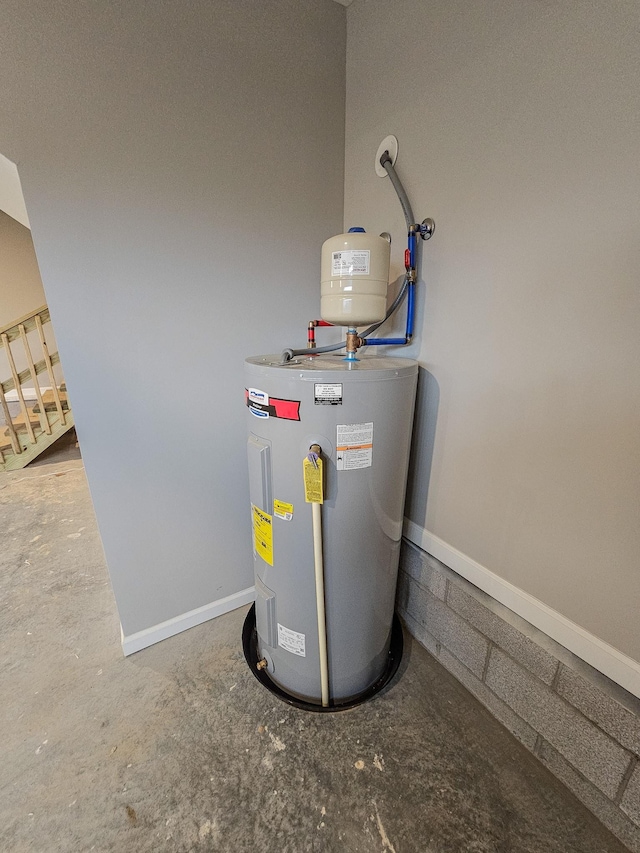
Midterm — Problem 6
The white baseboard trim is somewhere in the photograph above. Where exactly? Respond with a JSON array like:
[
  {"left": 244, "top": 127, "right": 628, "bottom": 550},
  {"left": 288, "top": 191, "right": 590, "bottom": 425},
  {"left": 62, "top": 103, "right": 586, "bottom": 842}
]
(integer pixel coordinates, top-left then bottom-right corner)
[
  {"left": 5, "top": 387, "right": 52, "bottom": 402},
  {"left": 403, "top": 519, "right": 640, "bottom": 699},
  {"left": 121, "top": 586, "right": 256, "bottom": 656}
]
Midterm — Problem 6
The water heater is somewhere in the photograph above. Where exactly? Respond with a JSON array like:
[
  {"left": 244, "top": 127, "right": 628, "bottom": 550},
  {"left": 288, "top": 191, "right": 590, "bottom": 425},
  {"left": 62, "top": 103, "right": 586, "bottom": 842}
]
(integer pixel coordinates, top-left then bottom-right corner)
[
  {"left": 244, "top": 355, "right": 417, "bottom": 707},
  {"left": 243, "top": 136, "right": 435, "bottom": 710}
]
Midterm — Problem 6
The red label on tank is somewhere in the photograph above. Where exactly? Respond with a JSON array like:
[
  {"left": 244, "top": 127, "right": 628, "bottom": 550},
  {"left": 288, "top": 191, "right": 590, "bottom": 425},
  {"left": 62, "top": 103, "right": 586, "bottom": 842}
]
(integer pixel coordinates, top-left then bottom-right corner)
[{"left": 245, "top": 389, "right": 300, "bottom": 421}]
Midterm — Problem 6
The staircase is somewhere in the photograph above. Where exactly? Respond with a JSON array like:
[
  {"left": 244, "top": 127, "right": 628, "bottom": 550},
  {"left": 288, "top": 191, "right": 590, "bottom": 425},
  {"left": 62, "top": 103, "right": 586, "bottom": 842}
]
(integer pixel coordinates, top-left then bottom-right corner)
[{"left": 0, "top": 305, "right": 74, "bottom": 472}]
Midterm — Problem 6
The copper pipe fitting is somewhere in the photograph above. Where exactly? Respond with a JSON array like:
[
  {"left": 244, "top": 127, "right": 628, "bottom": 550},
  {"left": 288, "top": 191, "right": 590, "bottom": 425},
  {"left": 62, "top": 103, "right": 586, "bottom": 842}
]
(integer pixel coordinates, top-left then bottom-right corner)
[{"left": 345, "top": 329, "right": 363, "bottom": 356}]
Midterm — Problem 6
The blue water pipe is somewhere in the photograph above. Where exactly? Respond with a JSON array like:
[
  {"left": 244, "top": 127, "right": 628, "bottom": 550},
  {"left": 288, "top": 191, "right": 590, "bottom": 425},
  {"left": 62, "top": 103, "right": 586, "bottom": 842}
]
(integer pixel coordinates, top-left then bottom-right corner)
[
  {"left": 363, "top": 283, "right": 414, "bottom": 346},
  {"left": 362, "top": 228, "right": 417, "bottom": 347}
]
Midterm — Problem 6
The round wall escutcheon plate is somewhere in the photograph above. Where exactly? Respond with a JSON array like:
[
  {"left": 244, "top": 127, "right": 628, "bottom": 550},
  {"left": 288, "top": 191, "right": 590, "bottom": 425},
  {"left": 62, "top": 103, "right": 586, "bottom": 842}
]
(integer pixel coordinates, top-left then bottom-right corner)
[{"left": 375, "top": 135, "right": 399, "bottom": 177}]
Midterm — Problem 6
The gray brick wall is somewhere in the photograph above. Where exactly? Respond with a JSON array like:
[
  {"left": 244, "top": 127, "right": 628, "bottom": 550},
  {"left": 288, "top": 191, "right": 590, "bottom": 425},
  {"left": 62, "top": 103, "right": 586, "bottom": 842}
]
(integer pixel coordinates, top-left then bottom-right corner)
[
  {"left": 397, "top": 539, "right": 640, "bottom": 853},
  {"left": 485, "top": 648, "right": 631, "bottom": 798},
  {"left": 448, "top": 583, "right": 558, "bottom": 684}
]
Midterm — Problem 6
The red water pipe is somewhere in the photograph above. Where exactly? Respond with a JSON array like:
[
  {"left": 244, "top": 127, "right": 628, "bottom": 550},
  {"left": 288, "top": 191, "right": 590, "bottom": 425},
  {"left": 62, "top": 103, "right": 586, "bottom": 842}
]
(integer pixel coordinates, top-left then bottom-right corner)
[{"left": 307, "top": 320, "right": 334, "bottom": 349}]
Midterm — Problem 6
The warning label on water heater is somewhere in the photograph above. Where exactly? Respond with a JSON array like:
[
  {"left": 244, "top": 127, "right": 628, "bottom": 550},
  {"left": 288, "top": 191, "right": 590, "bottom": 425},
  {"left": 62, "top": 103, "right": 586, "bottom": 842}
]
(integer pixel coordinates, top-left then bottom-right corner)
[
  {"left": 336, "top": 422, "right": 373, "bottom": 471},
  {"left": 273, "top": 499, "right": 294, "bottom": 521},
  {"left": 278, "top": 623, "right": 306, "bottom": 657},
  {"left": 251, "top": 504, "right": 273, "bottom": 566}
]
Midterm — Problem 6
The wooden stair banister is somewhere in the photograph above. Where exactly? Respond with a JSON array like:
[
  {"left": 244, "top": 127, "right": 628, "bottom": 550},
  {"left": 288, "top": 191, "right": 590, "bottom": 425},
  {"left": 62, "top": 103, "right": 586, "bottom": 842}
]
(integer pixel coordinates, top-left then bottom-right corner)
[{"left": 0, "top": 305, "right": 74, "bottom": 471}]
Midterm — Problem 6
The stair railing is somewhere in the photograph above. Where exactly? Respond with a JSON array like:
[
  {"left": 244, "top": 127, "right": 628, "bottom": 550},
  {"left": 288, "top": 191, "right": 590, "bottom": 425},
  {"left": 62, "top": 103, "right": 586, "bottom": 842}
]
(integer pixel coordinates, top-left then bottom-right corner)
[{"left": 0, "top": 305, "right": 72, "bottom": 471}]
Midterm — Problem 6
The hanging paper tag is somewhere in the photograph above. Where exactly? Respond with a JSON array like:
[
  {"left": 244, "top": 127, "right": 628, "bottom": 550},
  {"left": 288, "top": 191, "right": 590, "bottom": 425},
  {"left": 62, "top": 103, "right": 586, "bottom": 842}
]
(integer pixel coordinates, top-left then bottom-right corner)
[{"left": 303, "top": 457, "right": 324, "bottom": 504}]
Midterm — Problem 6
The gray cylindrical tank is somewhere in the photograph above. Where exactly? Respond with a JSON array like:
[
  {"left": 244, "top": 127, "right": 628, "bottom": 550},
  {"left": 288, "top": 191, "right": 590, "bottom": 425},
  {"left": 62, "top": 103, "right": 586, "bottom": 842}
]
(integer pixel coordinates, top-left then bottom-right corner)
[{"left": 245, "top": 353, "right": 417, "bottom": 705}]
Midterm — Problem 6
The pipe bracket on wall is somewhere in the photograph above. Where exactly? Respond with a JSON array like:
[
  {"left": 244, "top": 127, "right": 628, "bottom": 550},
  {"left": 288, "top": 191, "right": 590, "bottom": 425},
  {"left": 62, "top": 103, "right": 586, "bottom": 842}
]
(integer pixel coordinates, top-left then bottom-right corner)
[{"left": 419, "top": 218, "right": 436, "bottom": 240}]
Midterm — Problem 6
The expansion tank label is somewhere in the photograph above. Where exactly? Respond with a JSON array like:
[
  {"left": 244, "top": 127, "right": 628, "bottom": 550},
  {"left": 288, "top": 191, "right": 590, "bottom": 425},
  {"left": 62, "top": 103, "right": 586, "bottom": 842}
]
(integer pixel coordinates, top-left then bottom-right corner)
[
  {"left": 331, "top": 249, "right": 370, "bottom": 276},
  {"left": 273, "top": 499, "right": 294, "bottom": 521},
  {"left": 314, "top": 383, "right": 342, "bottom": 405},
  {"left": 251, "top": 504, "right": 273, "bottom": 566},
  {"left": 245, "top": 388, "right": 300, "bottom": 421},
  {"left": 336, "top": 422, "right": 373, "bottom": 471},
  {"left": 278, "top": 623, "right": 306, "bottom": 657}
]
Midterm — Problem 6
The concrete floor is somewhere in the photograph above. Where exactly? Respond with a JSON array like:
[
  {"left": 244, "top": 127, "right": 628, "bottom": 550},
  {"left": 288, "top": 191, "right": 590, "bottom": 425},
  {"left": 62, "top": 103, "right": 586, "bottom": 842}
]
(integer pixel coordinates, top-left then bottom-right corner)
[{"left": 0, "top": 454, "right": 631, "bottom": 853}]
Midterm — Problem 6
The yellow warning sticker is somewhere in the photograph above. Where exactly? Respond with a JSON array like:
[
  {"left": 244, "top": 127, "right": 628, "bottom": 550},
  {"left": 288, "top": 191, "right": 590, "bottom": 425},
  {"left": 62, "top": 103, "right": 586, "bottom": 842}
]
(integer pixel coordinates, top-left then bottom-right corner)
[
  {"left": 303, "top": 457, "right": 324, "bottom": 504},
  {"left": 252, "top": 504, "right": 273, "bottom": 566},
  {"left": 274, "top": 500, "right": 294, "bottom": 521}
]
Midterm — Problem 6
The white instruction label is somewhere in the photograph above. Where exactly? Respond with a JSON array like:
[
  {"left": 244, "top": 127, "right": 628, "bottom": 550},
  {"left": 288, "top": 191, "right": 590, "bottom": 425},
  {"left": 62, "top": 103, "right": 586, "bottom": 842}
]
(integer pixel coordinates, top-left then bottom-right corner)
[
  {"left": 331, "top": 249, "right": 370, "bottom": 277},
  {"left": 336, "top": 422, "right": 374, "bottom": 471},
  {"left": 278, "top": 623, "right": 306, "bottom": 657},
  {"left": 314, "top": 383, "right": 343, "bottom": 405}
]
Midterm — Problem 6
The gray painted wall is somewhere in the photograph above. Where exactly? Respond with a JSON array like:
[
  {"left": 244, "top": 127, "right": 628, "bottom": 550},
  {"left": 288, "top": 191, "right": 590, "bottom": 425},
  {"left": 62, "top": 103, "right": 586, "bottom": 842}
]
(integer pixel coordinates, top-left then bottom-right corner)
[
  {"left": 345, "top": 0, "right": 640, "bottom": 660},
  {"left": 0, "top": 0, "right": 346, "bottom": 637},
  {"left": 0, "top": 153, "right": 30, "bottom": 229},
  {"left": 0, "top": 211, "right": 46, "bottom": 327}
]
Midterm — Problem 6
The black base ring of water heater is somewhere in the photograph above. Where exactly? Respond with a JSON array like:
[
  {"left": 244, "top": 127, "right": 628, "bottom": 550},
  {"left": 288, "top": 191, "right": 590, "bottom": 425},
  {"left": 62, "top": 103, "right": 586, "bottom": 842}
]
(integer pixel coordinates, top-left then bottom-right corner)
[{"left": 242, "top": 603, "right": 404, "bottom": 713}]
